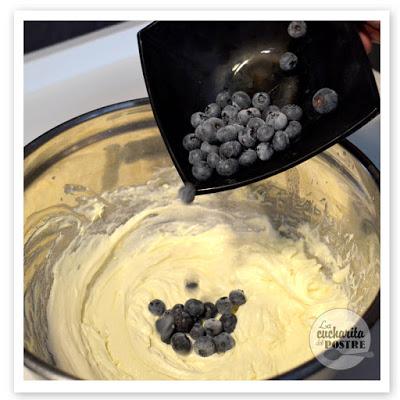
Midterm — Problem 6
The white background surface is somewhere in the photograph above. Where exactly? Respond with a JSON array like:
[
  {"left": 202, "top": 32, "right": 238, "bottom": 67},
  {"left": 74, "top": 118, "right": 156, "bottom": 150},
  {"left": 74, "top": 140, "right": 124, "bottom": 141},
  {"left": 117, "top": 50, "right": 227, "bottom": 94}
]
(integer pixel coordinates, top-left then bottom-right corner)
[{"left": 23, "top": 20, "right": 381, "bottom": 381}]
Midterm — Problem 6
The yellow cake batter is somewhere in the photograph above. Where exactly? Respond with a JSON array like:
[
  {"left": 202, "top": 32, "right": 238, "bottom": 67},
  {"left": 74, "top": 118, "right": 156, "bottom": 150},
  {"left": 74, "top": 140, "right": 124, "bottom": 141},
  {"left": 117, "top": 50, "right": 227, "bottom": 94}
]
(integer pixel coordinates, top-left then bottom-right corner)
[{"left": 46, "top": 170, "right": 350, "bottom": 380}]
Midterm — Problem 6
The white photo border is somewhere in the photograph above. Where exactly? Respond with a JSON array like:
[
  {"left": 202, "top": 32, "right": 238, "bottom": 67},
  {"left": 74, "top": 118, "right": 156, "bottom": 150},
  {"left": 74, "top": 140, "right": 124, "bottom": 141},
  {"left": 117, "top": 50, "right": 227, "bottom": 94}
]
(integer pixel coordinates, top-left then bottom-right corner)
[{"left": 14, "top": 9, "right": 390, "bottom": 393}]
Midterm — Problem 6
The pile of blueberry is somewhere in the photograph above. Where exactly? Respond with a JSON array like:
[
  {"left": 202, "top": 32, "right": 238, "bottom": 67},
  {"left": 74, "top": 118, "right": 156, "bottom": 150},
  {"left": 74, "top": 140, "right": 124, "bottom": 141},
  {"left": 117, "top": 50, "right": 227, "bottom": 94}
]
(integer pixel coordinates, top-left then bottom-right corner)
[
  {"left": 183, "top": 91, "right": 304, "bottom": 181},
  {"left": 148, "top": 289, "right": 246, "bottom": 357},
  {"left": 181, "top": 21, "right": 338, "bottom": 183}
]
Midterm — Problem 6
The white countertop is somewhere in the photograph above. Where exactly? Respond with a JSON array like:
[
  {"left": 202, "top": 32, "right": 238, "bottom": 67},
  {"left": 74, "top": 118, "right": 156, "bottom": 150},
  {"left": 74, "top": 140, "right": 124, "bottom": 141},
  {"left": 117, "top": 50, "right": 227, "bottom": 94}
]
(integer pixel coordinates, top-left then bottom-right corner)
[{"left": 24, "top": 21, "right": 380, "bottom": 380}]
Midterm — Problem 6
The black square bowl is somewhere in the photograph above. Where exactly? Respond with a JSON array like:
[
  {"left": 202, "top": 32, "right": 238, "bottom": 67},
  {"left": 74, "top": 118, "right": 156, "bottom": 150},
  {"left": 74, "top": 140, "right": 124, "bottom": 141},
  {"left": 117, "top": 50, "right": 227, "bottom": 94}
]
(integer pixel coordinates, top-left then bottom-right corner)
[{"left": 138, "top": 21, "right": 380, "bottom": 194}]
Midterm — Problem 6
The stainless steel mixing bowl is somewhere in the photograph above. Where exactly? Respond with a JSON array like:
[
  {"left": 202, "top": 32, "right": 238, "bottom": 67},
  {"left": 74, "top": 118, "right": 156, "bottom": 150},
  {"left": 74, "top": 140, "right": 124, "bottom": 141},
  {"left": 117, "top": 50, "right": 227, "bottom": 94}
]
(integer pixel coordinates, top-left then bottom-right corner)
[{"left": 24, "top": 99, "right": 380, "bottom": 380}]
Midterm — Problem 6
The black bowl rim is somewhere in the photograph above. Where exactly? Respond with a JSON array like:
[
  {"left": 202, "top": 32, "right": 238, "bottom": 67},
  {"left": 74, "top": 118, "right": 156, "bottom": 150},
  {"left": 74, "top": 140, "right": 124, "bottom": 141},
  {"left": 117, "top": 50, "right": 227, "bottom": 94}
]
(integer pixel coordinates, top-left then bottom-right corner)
[{"left": 23, "top": 98, "right": 380, "bottom": 381}]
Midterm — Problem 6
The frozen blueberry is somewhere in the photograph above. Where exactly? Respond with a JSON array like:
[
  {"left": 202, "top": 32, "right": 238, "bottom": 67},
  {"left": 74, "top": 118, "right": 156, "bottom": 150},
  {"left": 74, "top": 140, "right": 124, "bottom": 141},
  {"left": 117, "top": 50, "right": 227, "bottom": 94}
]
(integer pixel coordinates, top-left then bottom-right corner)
[
  {"left": 281, "top": 104, "right": 303, "bottom": 121},
  {"left": 220, "top": 313, "right": 237, "bottom": 333},
  {"left": 231, "top": 91, "right": 252, "bottom": 109},
  {"left": 229, "top": 289, "right": 247, "bottom": 306},
  {"left": 272, "top": 131, "right": 290, "bottom": 151},
  {"left": 178, "top": 183, "right": 196, "bottom": 204},
  {"left": 192, "top": 161, "right": 213, "bottom": 181},
  {"left": 288, "top": 21, "right": 307, "bottom": 38},
  {"left": 182, "top": 133, "right": 202, "bottom": 151},
  {"left": 203, "top": 302, "right": 218, "bottom": 319},
  {"left": 256, "top": 125, "right": 275, "bottom": 142},
  {"left": 194, "top": 335, "right": 216, "bottom": 357},
  {"left": 185, "top": 280, "right": 199, "bottom": 290},
  {"left": 247, "top": 117, "right": 266, "bottom": 131},
  {"left": 312, "top": 88, "right": 338, "bottom": 114},
  {"left": 238, "top": 149, "right": 257, "bottom": 166},
  {"left": 216, "top": 297, "right": 233, "bottom": 314},
  {"left": 172, "top": 304, "right": 184, "bottom": 314},
  {"left": 216, "top": 158, "right": 239, "bottom": 176},
  {"left": 190, "top": 112, "right": 208, "bottom": 128},
  {"left": 184, "top": 299, "right": 205, "bottom": 319},
  {"left": 207, "top": 152, "right": 221, "bottom": 168},
  {"left": 238, "top": 127, "right": 257, "bottom": 148},
  {"left": 203, "top": 318, "right": 223, "bottom": 336},
  {"left": 200, "top": 141, "right": 219, "bottom": 154},
  {"left": 279, "top": 52, "right": 298, "bottom": 71},
  {"left": 214, "top": 332, "right": 235, "bottom": 353},
  {"left": 267, "top": 105, "right": 280, "bottom": 113},
  {"left": 256, "top": 142, "right": 274, "bottom": 161},
  {"left": 285, "top": 120, "right": 302, "bottom": 139},
  {"left": 197, "top": 117, "right": 224, "bottom": 143},
  {"left": 171, "top": 333, "right": 192, "bottom": 354},
  {"left": 173, "top": 309, "right": 194, "bottom": 333},
  {"left": 216, "top": 125, "right": 238, "bottom": 142},
  {"left": 148, "top": 299, "right": 166, "bottom": 316},
  {"left": 188, "top": 149, "right": 207, "bottom": 165},
  {"left": 219, "top": 141, "right": 242, "bottom": 158},
  {"left": 155, "top": 313, "right": 175, "bottom": 343},
  {"left": 237, "top": 108, "right": 261, "bottom": 125},
  {"left": 205, "top": 117, "right": 224, "bottom": 133},
  {"left": 221, "top": 104, "right": 239, "bottom": 124},
  {"left": 232, "top": 123, "right": 245, "bottom": 136},
  {"left": 189, "top": 322, "right": 206, "bottom": 340},
  {"left": 204, "top": 102, "right": 221, "bottom": 118},
  {"left": 265, "top": 111, "right": 288, "bottom": 130},
  {"left": 216, "top": 90, "right": 232, "bottom": 108},
  {"left": 252, "top": 92, "right": 271, "bottom": 111}
]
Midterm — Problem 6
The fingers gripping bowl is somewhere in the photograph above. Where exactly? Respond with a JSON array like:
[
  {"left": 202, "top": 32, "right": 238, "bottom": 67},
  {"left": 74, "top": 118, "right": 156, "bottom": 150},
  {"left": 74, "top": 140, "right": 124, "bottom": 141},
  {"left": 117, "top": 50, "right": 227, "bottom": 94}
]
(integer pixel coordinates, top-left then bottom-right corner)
[{"left": 24, "top": 99, "right": 380, "bottom": 380}]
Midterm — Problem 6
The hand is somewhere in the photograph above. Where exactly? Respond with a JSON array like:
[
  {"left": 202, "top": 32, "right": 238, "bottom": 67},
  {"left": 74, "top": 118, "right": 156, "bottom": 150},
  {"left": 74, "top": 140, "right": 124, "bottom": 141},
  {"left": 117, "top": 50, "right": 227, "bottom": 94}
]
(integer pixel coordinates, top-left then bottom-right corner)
[{"left": 358, "top": 21, "right": 380, "bottom": 54}]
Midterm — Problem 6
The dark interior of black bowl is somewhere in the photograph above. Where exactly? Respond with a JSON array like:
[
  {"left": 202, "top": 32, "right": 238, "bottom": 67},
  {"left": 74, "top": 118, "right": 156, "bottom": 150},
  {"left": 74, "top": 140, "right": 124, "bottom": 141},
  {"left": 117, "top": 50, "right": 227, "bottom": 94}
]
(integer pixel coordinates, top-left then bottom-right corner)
[{"left": 138, "top": 21, "right": 380, "bottom": 194}]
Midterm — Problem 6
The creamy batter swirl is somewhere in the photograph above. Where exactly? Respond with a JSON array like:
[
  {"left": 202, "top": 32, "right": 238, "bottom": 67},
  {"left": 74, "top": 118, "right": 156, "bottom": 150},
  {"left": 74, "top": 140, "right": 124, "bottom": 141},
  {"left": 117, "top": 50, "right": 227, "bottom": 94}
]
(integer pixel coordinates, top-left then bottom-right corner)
[{"left": 46, "top": 170, "right": 349, "bottom": 380}]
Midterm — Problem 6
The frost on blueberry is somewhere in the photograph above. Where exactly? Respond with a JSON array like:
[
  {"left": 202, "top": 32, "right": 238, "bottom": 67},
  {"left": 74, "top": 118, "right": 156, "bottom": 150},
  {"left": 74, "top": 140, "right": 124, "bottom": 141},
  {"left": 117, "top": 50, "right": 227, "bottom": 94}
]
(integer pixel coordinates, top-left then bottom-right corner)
[
  {"left": 192, "top": 161, "right": 213, "bottom": 181},
  {"left": 203, "top": 318, "right": 223, "bottom": 336},
  {"left": 221, "top": 105, "right": 239, "bottom": 124},
  {"left": 312, "top": 88, "right": 338, "bottom": 114},
  {"left": 182, "top": 133, "right": 202, "bottom": 151},
  {"left": 256, "top": 125, "right": 275, "bottom": 142},
  {"left": 200, "top": 141, "right": 219, "bottom": 154},
  {"left": 285, "top": 120, "right": 302, "bottom": 139},
  {"left": 214, "top": 332, "right": 235, "bottom": 353},
  {"left": 237, "top": 108, "right": 261, "bottom": 126},
  {"left": 279, "top": 52, "right": 298, "bottom": 71},
  {"left": 190, "top": 111, "right": 208, "bottom": 128},
  {"left": 265, "top": 111, "right": 288, "bottom": 130},
  {"left": 238, "top": 149, "right": 257, "bottom": 167},
  {"left": 238, "top": 127, "right": 258, "bottom": 148},
  {"left": 216, "top": 125, "right": 238, "bottom": 142},
  {"left": 178, "top": 183, "right": 196, "bottom": 204},
  {"left": 198, "top": 117, "right": 224, "bottom": 143},
  {"left": 219, "top": 141, "right": 242, "bottom": 158},
  {"left": 188, "top": 149, "right": 207, "bottom": 165},
  {"left": 252, "top": 92, "right": 270, "bottom": 110},
  {"left": 215, "top": 90, "right": 231, "bottom": 108},
  {"left": 272, "top": 131, "right": 290, "bottom": 152},
  {"left": 231, "top": 91, "right": 251, "bottom": 109},
  {"left": 216, "top": 158, "right": 239, "bottom": 176},
  {"left": 207, "top": 152, "right": 221, "bottom": 169},
  {"left": 288, "top": 21, "right": 307, "bottom": 38},
  {"left": 204, "top": 102, "right": 221, "bottom": 118},
  {"left": 256, "top": 142, "right": 274, "bottom": 161},
  {"left": 281, "top": 104, "right": 303, "bottom": 121},
  {"left": 247, "top": 117, "right": 266, "bottom": 131},
  {"left": 194, "top": 335, "right": 216, "bottom": 357}
]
